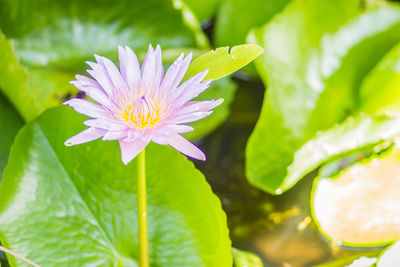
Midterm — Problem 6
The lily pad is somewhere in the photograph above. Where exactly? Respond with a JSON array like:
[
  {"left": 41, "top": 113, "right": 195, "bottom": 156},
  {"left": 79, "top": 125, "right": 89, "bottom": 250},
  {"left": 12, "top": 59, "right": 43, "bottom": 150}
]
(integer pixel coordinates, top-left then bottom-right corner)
[
  {"left": 311, "top": 148, "right": 400, "bottom": 247},
  {"left": 0, "top": 107, "right": 232, "bottom": 266},
  {"left": 246, "top": 0, "right": 400, "bottom": 194}
]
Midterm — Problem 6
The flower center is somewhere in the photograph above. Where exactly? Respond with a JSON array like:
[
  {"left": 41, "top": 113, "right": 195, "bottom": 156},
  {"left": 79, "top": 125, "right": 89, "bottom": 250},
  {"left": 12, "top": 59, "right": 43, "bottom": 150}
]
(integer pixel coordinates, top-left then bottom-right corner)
[{"left": 120, "top": 95, "right": 160, "bottom": 129}]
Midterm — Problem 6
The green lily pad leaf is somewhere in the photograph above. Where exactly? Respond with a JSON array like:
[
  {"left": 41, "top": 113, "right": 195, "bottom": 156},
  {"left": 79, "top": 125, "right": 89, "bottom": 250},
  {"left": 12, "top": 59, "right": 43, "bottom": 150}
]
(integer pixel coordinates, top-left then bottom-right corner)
[
  {"left": 311, "top": 148, "right": 400, "bottom": 247},
  {"left": 359, "top": 42, "right": 400, "bottom": 115},
  {"left": 246, "top": 0, "right": 400, "bottom": 194},
  {"left": 214, "top": 0, "right": 291, "bottom": 47},
  {"left": 0, "top": 0, "right": 206, "bottom": 121},
  {"left": 0, "top": 92, "right": 23, "bottom": 180},
  {"left": 0, "top": 0, "right": 204, "bottom": 68},
  {"left": 186, "top": 77, "right": 237, "bottom": 140},
  {"left": 184, "top": 44, "right": 264, "bottom": 81},
  {"left": 377, "top": 240, "right": 400, "bottom": 267},
  {"left": 0, "top": 107, "right": 232, "bottom": 266},
  {"left": 232, "top": 247, "right": 263, "bottom": 267},
  {"left": 281, "top": 115, "right": 400, "bottom": 192}
]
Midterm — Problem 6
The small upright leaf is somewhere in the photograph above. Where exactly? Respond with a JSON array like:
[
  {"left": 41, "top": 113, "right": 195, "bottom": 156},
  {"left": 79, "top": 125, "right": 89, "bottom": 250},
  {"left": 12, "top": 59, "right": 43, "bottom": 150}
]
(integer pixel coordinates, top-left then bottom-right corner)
[
  {"left": 0, "top": 107, "right": 232, "bottom": 266},
  {"left": 184, "top": 44, "right": 264, "bottom": 81}
]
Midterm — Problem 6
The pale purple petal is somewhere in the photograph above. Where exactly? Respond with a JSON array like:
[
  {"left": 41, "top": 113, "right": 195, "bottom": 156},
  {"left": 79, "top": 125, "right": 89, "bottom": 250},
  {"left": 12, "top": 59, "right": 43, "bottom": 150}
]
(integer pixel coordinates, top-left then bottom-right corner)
[
  {"left": 169, "top": 111, "right": 213, "bottom": 124},
  {"left": 119, "top": 137, "right": 150, "bottom": 164},
  {"left": 173, "top": 99, "right": 223, "bottom": 116},
  {"left": 150, "top": 44, "right": 163, "bottom": 98},
  {"left": 65, "top": 127, "right": 106, "bottom": 146},
  {"left": 168, "top": 70, "right": 210, "bottom": 106},
  {"left": 84, "top": 119, "right": 127, "bottom": 131},
  {"left": 151, "top": 132, "right": 169, "bottom": 145},
  {"left": 160, "top": 53, "right": 192, "bottom": 97},
  {"left": 168, "top": 133, "right": 206, "bottom": 161},
  {"left": 164, "top": 124, "right": 194, "bottom": 133},
  {"left": 95, "top": 55, "right": 127, "bottom": 95},
  {"left": 160, "top": 53, "right": 183, "bottom": 93},
  {"left": 119, "top": 46, "right": 141, "bottom": 92},
  {"left": 71, "top": 75, "right": 114, "bottom": 109},
  {"left": 154, "top": 125, "right": 194, "bottom": 137},
  {"left": 86, "top": 62, "right": 115, "bottom": 97},
  {"left": 102, "top": 131, "right": 128, "bottom": 141},
  {"left": 64, "top": 98, "right": 109, "bottom": 118},
  {"left": 140, "top": 45, "right": 157, "bottom": 95}
]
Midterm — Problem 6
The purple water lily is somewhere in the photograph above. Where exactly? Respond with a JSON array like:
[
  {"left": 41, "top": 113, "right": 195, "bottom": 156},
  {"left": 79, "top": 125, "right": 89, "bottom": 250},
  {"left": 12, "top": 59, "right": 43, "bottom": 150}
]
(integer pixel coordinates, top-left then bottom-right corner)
[{"left": 64, "top": 45, "right": 222, "bottom": 164}]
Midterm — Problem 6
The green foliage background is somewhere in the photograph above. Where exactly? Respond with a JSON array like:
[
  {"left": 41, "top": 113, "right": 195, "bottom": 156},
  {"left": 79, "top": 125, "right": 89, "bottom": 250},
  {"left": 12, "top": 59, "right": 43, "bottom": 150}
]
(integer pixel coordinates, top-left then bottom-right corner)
[{"left": 1, "top": 0, "right": 400, "bottom": 266}]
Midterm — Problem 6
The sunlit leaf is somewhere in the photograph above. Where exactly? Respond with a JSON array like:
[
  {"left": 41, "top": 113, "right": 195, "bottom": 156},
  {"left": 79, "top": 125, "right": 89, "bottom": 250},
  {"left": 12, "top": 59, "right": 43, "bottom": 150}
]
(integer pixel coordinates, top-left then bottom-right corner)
[
  {"left": 281, "top": 115, "right": 400, "bottom": 192},
  {"left": 246, "top": 0, "right": 400, "bottom": 194},
  {"left": 358, "top": 42, "right": 400, "bottom": 115},
  {"left": 0, "top": 107, "right": 232, "bottom": 266},
  {"left": 312, "top": 148, "right": 400, "bottom": 247},
  {"left": 184, "top": 44, "right": 264, "bottom": 81}
]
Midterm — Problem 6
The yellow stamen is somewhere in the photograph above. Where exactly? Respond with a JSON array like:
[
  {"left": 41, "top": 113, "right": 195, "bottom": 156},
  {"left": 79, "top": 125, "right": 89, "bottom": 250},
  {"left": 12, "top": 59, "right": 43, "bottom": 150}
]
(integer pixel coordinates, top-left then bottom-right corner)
[{"left": 120, "top": 95, "right": 160, "bottom": 129}]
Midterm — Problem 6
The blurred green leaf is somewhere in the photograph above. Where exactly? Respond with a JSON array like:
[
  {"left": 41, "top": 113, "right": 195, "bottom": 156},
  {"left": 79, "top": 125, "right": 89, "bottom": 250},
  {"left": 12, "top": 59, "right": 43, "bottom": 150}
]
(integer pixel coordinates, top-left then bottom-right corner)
[
  {"left": 358, "top": 42, "right": 400, "bottom": 115},
  {"left": 232, "top": 247, "right": 263, "bottom": 267},
  {"left": 186, "top": 77, "right": 238, "bottom": 140},
  {"left": 183, "top": 0, "right": 221, "bottom": 22},
  {"left": 246, "top": 0, "right": 400, "bottom": 194},
  {"left": 0, "top": 0, "right": 205, "bottom": 69},
  {"left": 0, "top": 0, "right": 206, "bottom": 121},
  {"left": 0, "top": 92, "right": 23, "bottom": 180},
  {"left": 214, "top": 0, "right": 291, "bottom": 47},
  {"left": 0, "top": 107, "right": 232, "bottom": 266},
  {"left": 282, "top": 115, "right": 400, "bottom": 192},
  {"left": 0, "top": 32, "right": 41, "bottom": 121},
  {"left": 312, "top": 148, "right": 400, "bottom": 247},
  {"left": 184, "top": 44, "right": 264, "bottom": 81}
]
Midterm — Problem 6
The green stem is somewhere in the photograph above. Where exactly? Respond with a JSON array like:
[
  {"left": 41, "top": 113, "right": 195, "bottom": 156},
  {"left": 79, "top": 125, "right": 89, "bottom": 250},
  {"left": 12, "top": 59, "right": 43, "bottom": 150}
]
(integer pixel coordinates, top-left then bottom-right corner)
[{"left": 137, "top": 149, "right": 149, "bottom": 267}]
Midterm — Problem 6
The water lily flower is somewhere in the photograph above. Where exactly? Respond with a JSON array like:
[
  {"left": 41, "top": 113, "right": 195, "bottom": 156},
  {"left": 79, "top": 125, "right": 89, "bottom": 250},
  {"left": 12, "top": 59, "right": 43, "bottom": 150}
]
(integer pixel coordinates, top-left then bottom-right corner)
[{"left": 64, "top": 45, "right": 222, "bottom": 164}]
